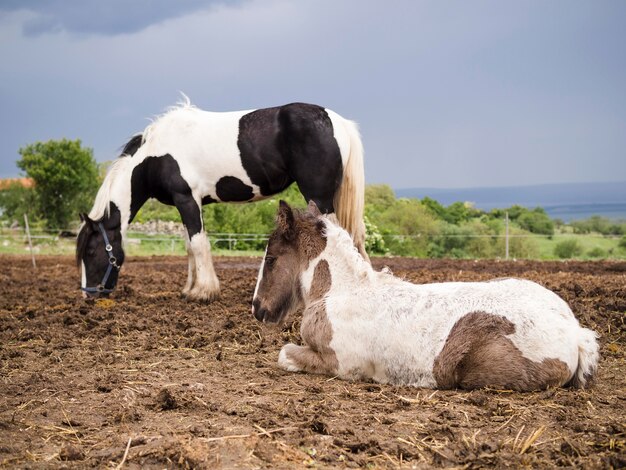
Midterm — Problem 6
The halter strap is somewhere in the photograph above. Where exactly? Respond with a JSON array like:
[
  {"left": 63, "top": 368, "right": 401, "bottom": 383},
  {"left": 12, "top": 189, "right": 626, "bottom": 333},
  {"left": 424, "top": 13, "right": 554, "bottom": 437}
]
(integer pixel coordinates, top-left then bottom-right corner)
[{"left": 81, "top": 222, "right": 120, "bottom": 294}]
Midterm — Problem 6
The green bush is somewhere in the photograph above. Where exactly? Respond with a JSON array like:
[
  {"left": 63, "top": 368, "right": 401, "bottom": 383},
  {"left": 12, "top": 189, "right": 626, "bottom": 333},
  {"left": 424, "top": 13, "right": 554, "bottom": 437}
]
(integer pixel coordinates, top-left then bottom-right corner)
[
  {"left": 571, "top": 216, "right": 625, "bottom": 235},
  {"left": 587, "top": 247, "right": 606, "bottom": 258},
  {"left": 554, "top": 239, "right": 583, "bottom": 259},
  {"left": 364, "top": 216, "right": 387, "bottom": 254},
  {"left": 369, "top": 198, "right": 437, "bottom": 257},
  {"left": 517, "top": 208, "right": 554, "bottom": 235},
  {"left": 421, "top": 197, "right": 483, "bottom": 225}
]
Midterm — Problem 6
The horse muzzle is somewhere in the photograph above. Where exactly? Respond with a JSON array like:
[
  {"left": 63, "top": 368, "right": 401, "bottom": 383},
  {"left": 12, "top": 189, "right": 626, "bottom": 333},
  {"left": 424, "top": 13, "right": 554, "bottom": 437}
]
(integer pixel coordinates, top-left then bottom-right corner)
[{"left": 252, "top": 298, "right": 281, "bottom": 323}]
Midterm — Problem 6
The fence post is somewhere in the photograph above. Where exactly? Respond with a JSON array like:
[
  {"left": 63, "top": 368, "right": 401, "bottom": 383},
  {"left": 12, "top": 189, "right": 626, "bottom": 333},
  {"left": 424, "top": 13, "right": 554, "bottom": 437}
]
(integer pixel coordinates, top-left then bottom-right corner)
[
  {"left": 505, "top": 211, "right": 509, "bottom": 260},
  {"left": 24, "top": 213, "right": 36, "bottom": 268}
]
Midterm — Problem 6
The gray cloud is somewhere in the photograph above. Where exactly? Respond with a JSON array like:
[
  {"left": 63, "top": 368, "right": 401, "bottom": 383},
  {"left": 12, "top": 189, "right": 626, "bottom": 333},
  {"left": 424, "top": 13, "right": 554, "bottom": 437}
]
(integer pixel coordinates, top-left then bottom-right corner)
[
  {"left": 0, "top": 0, "right": 242, "bottom": 36},
  {"left": 1, "top": 0, "right": 625, "bottom": 188}
]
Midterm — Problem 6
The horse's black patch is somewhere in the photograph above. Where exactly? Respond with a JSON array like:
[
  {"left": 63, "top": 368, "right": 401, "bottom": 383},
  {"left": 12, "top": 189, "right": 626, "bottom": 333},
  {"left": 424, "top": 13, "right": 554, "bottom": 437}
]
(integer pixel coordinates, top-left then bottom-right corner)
[
  {"left": 202, "top": 195, "right": 218, "bottom": 205},
  {"left": 237, "top": 103, "right": 343, "bottom": 212},
  {"left": 76, "top": 203, "right": 123, "bottom": 267},
  {"left": 216, "top": 176, "right": 254, "bottom": 202},
  {"left": 120, "top": 134, "right": 143, "bottom": 157},
  {"left": 130, "top": 154, "right": 203, "bottom": 237}
]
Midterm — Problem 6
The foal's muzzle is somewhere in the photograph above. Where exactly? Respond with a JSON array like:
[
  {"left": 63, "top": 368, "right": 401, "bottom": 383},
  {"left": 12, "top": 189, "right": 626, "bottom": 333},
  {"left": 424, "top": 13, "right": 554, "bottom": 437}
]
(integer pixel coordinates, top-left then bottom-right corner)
[{"left": 252, "top": 298, "right": 267, "bottom": 322}]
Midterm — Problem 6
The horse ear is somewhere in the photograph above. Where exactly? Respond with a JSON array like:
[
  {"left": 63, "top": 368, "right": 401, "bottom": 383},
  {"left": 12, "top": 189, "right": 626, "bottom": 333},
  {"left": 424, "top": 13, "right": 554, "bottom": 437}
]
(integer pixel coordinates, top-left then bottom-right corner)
[
  {"left": 79, "top": 212, "right": 94, "bottom": 225},
  {"left": 277, "top": 200, "right": 296, "bottom": 241},
  {"left": 307, "top": 200, "right": 322, "bottom": 217}
]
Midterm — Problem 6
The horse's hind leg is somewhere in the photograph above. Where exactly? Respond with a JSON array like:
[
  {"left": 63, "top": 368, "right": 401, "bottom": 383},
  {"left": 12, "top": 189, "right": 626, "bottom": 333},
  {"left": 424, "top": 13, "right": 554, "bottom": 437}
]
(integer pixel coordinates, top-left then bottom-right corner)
[
  {"left": 457, "top": 336, "right": 572, "bottom": 391},
  {"left": 174, "top": 194, "right": 220, "bottom": 302},
  {"left": 433, "top": 311, "right": 572, "bottom": 391}
]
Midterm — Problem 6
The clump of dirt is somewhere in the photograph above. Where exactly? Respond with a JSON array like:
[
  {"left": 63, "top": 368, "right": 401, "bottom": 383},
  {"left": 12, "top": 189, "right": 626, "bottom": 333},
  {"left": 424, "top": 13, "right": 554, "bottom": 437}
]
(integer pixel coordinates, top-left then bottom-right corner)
[{"left": 1, "top": 255, "right": 624, "bottom": 468}]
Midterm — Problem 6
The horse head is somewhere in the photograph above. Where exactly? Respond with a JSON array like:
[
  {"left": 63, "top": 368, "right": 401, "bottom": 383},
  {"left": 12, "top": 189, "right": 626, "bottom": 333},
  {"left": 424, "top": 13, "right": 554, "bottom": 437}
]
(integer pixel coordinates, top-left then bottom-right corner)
[
  {"left": 76, "top": 203, "right": 124, "bottom": 297},
  {"left": 252, "top": 200, "right": 328, "bottom": 324}
]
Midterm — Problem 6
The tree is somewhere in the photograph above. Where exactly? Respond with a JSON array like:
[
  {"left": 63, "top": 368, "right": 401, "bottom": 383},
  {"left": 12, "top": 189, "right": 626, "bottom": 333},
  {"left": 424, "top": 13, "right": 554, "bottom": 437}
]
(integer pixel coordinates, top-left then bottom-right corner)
[
  {"left": 17, "top": 139, "right": 100, "bottom": 229},
  {"left": 365, "top": 184, "right": 396, "bottom": 209},
  {"left": 517, "top": 207, "right": 554, "bottom": 235}
]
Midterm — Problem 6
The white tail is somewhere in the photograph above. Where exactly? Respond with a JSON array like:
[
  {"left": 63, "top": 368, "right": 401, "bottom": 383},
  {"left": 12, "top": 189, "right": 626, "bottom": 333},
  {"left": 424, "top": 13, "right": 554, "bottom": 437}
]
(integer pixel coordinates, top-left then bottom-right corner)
[
  {"left": 570, "top": 327, "right": 600, "bottom": 388},
  {"left": 333, "top": 119, "right": 369, "bottom": 262}
]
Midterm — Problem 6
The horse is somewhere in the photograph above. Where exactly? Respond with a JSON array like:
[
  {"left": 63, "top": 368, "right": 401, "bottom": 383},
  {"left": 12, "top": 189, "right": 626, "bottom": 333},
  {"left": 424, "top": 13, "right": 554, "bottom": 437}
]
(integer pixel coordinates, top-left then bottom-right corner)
[
  {"left": 76, "top": 97, "right": 367, "bottom": 300},
  {"left": 252, "top": 201, "right": 600, "bottom": 391}
]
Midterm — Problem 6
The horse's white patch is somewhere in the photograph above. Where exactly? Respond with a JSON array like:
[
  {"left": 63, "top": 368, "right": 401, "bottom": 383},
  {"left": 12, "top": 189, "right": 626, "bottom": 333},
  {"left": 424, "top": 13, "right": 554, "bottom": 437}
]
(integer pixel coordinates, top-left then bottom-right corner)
[
  {"left": 186, "top": 232, "right": 219, "bottom": 300},
  {"left": 252, "top": 247, "right": 267, "bottom": 305},
  {"left": 325, "top": 109, "right": 351, "bottom": 167},
  {"left": 136, "top": 107, "right": 263, "bottom": 203},
  {"left": 81, "top": 261, "right": 87, "bottom": 289}
]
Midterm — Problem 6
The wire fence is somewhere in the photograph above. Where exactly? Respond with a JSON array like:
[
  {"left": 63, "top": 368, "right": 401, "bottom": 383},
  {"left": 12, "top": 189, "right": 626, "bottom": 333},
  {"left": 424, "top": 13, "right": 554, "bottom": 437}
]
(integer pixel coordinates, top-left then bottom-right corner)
[{"left": 1, "top": 225, "right": 624, "bottom": 260}]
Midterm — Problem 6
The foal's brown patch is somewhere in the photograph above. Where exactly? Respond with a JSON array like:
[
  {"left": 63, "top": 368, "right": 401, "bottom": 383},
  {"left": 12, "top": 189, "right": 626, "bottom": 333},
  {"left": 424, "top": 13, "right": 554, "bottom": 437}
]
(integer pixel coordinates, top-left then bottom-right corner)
[
  {"left": 433, "top": 311, "right": 571, "bottom": 391},
  {"left": 309, "top": 259, "right": 332, "bottom": 301},
  {"left": 299, "top": 260, "right": 338, "bottom": 373},
  {"left": 297, "top": 216, "right": 327, "bottom": 263}
]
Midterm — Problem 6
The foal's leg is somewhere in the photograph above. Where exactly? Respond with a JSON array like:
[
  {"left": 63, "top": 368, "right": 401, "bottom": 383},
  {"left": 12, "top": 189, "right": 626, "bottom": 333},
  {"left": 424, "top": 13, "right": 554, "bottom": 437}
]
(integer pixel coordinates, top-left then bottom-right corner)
[
  {"left": 457, "top": 336, "right": 572, "bottom": 392},
  {"left": 278, "top": 343, "right": 338, "bottom": 376},
  {"left": 174, "top": 194, "right": 220, "bottom": 302},
  {"left": 433, "top": 311, "right": 574, "bottom": 391}
]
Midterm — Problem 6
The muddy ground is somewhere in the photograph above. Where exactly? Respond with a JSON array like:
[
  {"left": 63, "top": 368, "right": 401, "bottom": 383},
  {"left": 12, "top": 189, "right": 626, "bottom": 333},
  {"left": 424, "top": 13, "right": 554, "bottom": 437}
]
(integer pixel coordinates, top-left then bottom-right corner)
[{"left": 1, "top": 255, "right": 624, "bottom": 469}]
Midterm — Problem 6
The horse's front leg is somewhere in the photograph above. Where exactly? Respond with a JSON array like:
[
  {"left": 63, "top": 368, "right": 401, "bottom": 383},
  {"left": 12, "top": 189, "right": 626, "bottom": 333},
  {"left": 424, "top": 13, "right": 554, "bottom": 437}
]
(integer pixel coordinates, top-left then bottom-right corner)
[
  {"left": 278, "top": 343, "right": 338, "bottom": 376},
  {"left": 175, "top": 194, "right": 220, "bottom": 302},
  {"left": 186, "top": 231, "right": 220, "bottom": 301}
]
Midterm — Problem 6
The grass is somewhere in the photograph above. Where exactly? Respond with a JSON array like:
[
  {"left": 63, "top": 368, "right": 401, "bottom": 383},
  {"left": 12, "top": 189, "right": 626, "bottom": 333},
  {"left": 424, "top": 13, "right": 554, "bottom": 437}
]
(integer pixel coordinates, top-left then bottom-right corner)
[
  {"left": 533, "top": 233, "right": 625, "bottom": 260},
  {"left": 0, "top": 232, "right": 265, "bottom": 257},
  {"left": 2, "top": 230, "right": 625, "bottom": 260}
]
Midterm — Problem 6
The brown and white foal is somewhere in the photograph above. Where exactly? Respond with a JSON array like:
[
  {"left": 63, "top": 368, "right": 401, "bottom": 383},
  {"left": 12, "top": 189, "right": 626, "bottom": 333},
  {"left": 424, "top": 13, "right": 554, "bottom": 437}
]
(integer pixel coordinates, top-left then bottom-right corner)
[{"left": 252, "top": 201, "right": 600, "bottom": 391}]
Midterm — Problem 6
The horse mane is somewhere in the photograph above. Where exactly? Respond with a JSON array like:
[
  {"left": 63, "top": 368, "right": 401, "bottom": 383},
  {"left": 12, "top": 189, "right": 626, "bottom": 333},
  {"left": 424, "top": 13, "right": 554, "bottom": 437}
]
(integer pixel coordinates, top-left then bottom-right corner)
[
  {"left": 76, "top": 221, "right": 93, "bottom": 266},
  {"left": 88, "top": 157, "right": 129, "bottom": 221},
  {"left": 88, "top": 93, "right": 197, "bottom": 222},
  {"left": 143, "top": 92, "right": 196, "bottom": 143},
  {"left": 119, "top": 134, "right": 144, "bottom": 157},
  {"left": 322, "top": 216, "right": 375, "bottom": 281}
]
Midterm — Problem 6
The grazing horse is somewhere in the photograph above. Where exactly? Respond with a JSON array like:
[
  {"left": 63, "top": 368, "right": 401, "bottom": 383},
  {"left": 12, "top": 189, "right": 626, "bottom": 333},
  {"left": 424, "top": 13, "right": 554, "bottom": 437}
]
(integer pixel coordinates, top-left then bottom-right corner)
[
  {"left": 252, "top": 201, "right": 600, "bottom": 391},
  {"left": 76, "top": 98, "right": 367, "bottom": 300}
]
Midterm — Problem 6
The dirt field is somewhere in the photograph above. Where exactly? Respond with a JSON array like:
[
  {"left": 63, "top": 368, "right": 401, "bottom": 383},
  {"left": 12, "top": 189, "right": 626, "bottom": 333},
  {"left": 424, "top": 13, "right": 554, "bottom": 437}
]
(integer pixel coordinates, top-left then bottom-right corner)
[{"left": 1, "top": 255, "right": 624, "bottom": 469}]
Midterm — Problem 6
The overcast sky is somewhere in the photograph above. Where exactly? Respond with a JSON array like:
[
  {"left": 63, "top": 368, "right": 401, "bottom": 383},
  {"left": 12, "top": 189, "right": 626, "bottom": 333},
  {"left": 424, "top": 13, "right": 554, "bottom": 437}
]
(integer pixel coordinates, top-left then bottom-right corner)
[{"left": 0, "top": 0, "right": 624, "bottom": 189}]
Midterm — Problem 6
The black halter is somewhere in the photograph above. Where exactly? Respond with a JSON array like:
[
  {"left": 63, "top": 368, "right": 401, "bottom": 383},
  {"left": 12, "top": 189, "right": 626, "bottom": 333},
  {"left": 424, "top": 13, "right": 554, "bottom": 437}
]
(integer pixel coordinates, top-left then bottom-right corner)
[{"left": 81, "top": 222, "right": 120, "bottom": 295}]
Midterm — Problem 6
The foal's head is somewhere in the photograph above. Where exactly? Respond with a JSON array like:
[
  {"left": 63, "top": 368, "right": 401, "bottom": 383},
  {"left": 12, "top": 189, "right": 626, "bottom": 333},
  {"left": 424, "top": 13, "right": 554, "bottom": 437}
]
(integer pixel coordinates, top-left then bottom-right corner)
[
  {"left": 76, "top": 204, "right": 124, "bottom": 297},
  {"left": 252, "top": 200, "right": 327, "bottom": 323}
]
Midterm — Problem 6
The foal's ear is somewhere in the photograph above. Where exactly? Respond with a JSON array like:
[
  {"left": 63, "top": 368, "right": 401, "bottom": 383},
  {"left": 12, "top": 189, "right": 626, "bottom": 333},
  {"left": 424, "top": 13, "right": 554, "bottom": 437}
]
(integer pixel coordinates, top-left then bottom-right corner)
[
  {"left": 277, "top": 200, "right": 296, "bottom": 241},
  {"left": 307, "top": 200, "right": 322, "bottom": 217}
]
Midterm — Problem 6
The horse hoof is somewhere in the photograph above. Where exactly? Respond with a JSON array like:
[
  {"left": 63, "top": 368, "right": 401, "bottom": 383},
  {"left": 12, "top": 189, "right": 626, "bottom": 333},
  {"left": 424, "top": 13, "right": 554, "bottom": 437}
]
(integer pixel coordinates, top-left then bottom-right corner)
[
  {"left": 278, "top": 345, "right": 302, "bottom": 372},
  {"left": 182, "top": 288, "right": 220, "bottom": 303}
]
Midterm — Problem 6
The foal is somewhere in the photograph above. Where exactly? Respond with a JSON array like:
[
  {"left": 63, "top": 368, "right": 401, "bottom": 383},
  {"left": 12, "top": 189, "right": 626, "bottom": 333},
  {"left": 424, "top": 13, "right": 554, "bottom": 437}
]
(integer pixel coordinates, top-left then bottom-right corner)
[{"left": 252, "top": 201, "right": 600, "bottom": 391}]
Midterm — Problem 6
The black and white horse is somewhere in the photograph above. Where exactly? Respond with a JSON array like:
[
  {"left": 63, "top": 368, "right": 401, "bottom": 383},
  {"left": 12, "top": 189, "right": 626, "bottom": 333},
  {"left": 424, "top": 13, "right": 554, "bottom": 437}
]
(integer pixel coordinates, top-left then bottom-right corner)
[{"left": 77, "top": 98, "right": 367, "bottom": 301}]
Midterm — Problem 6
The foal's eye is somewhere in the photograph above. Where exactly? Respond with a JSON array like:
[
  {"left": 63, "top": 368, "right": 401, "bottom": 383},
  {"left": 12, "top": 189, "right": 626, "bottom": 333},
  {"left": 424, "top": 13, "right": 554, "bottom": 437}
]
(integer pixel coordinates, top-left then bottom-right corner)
[{"left": 265, "top": 256, "right": 276, "bottom": 268}]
